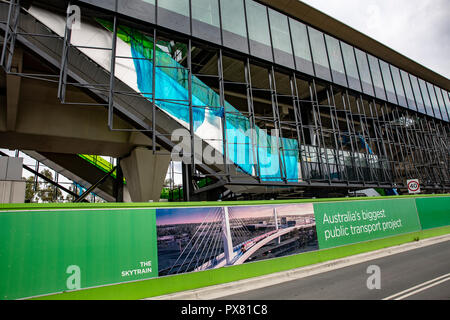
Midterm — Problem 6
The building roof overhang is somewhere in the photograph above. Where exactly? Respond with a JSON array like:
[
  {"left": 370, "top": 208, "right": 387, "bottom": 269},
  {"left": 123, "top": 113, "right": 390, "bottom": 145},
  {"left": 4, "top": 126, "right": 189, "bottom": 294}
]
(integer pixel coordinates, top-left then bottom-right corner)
[{"left": 261, "top": 0, "right": 450, "bottom": 91}]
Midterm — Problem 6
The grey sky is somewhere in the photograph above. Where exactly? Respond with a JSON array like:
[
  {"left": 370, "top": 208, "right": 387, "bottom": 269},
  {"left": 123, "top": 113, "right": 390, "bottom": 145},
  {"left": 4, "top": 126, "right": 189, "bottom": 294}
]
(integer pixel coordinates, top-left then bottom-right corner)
[{"left": 300, "top": 0, "right": 450, "bottom": 80}]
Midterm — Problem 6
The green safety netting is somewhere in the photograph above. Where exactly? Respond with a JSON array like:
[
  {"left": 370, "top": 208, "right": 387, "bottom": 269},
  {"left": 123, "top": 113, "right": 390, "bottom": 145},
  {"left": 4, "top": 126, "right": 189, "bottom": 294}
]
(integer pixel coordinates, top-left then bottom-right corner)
[{"left": 98, "top": 21, "right": 299, "bottom": 182}]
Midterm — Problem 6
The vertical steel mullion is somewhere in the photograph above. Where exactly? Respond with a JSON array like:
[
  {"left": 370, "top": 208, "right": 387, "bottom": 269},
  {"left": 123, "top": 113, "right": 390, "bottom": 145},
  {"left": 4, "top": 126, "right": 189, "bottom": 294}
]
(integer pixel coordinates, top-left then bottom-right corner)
[
  {"left": 326, "top": 86, "right": 345, "bottom": 182},
  {"left": 430, "top": 119, "right": 448, "bottom": 182},
  {"left": 266, "top": 7, "right": 275, "bottom": 63},
  {"left": 108, "top": 15, "right": 118, "bottom": 129},
  {"left": 418, "top": 117, "right": 436, "bottom": 184},
  {"left": 385, "top": 103, "right": 404, "bottom": 184},
  {"left": 244, "top": 58, "right": 261, "bottom": 181},
  {"left": 269, "top": 67, "right": 287, "bottom": 183},
  {"left": 309, "top": 81, "right": 325, "bottom": 180},
  {"left": 58, "top": 1, "right": 73, "bottom": 102},
  {"left": 290, "top": 73, "right": 307, "bottom": 183},
  {"left": 287, "top": 18, "right": 297, "bottom": 71},
  {"left": 356, "top": 96, "right": 375, "bottom": 183},
  {"left": 401, "top": 108, "right": 421, "bottom": 181},
  {"left": 344, "top": 92, "right": 364, "bottom": 183},
  {"left": 393, "top": 107, "right": 416, "bottom": 180},
  {"left": 361, "top": 100, "right": 379, "bottom": 183},
  {"left": 387, "top": 63, "right": 400, "bottom": 106},
  {"left": 341, "top": 91, "right": 359, "bottom": 182},
  {"left": 242, "top": 0, "right": 251, "bottom": 55},
  {"left": 402, "top": 110, "right": 423, "bottom": 182},
  {"left": 152, "top": 28, "right": 157, "bottom": 153},
  {"left": 329, "top": 87, "right": 349, "bottom": 183},
  {"left": 305, "top": 26, "right": 317, "bottom": 77},
  {"left": 426, "top": 119, "right": 442, "bottom": 184},
  {"left": 378, "top": 104, "right": 397, "bottom": 184},
  {"left": 314, "top": 81, "right": 332, "bottom": 183},
  {"left": 218, "top": 49, "right": 230, "bottom": 181},
  {"left": 322, "top": 33, "right": 333, "bottom": 83},
  {"left": 409, "top": 114, "right": 427, "bottom": 183},
  {"left": 352, "top": 46, "right": 364, "bottom": 97},
  {"left": 187, "top": 39, "right": 195, "bottom": 188},
  {"left": 217, "top": 0, "right": 224, "bottom": 46},
  {"left": 369, "top": 100, "right": 389, "bottom": 183},
  {"left": 377, "top": 59, "right": 390, "bottom": 107},
  {"left": 406, "top": 73, "right": 420, "bottom": 113}
]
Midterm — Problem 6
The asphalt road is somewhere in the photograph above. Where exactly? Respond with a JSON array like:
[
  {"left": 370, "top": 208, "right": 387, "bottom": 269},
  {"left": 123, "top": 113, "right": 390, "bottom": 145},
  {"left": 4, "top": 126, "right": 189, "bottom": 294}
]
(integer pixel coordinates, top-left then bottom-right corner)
[{"left": 219, "top": 239, "right": 450, "bottom": 300}]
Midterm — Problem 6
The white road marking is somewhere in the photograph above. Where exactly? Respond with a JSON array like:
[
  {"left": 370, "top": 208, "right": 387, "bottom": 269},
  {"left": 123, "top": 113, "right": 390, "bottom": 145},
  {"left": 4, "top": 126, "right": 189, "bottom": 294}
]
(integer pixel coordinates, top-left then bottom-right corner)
[{"left": 383, "top": 273, "right": 450, "bottom": 300}]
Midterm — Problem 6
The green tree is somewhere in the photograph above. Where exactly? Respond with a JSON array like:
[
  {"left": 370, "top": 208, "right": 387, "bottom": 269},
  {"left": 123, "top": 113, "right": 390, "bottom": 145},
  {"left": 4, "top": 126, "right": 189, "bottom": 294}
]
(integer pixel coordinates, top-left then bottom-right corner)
[
  {"left": 24, "top": 176, "right": 38, "bottom": 203},
  {"left": 37, "top": 169, "right": 64, "bottom": 203}
]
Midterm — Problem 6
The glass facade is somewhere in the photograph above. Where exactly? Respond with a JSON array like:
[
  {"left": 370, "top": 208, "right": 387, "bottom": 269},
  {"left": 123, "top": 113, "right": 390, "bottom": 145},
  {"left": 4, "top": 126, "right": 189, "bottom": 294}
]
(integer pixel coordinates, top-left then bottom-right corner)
[
  {"left": 390, "top": 65, "right": 407, "bottom": 108},
  {"left": 220, "top": 0, "right": 248, "bottom": 53},
  {"left": 442, "top": 90, "right": 450, "bottom": 121},
  {"left": 268, "top": 9, "right": 294, "bottom": 69},
  {"left": 118, "top": 0, "right": 155, "bottom": 24},
  {"left": 400, "top": 70, "right": 416, "bottom": 111},
  {"left": 442, "top": 90, "right": 450, "bottom": 120},
  {"left": 191, "top": 0, "right": 221, "bottom": 44},
  {"left": 158, "top": 0, "right": 190, "bottom": 34},
  {"left": 245, "top": 0, "right": 272, "bottom": 61},
  {"left": 341, "top": 42, "right": 361, "bottom": 91},
  {"left": 289, "top": 18, "right": 314, "bottom": 76},
  {"left": 325, "top": 35, "right": 347, "bottom": 87},
  {"left": 379, "top": 60, "right": 397, "bottom": 104},
  {"left": 418, "top": 78, "right": 434, "bottom": 116},
  {"left": 367, "top": 54, "right": 386, "bottom": 100},
  {"left": 435, "top": 86, "right": 449, "bottom": 122},
  {"left": 84, "top": 0, "right": 449, "bottom": 123},
  {"left": 308, "top": 27, "right": 331, "bottom": 81},
  {"left": 426, "top": 82, "right": 442, "bottom": 119},
  {"left": 354, "top": 48, "right": 374, "bottom": 96},
  {"left": 409, "top": 75, "right": 426, "bottom": 115}
]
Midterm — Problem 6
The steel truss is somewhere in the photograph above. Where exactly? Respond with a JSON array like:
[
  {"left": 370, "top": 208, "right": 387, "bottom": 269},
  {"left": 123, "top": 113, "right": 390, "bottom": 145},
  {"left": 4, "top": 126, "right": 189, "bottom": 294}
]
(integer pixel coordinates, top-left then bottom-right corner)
[{"left": 0, "top": 0, "right": 449, "bottom": 200}]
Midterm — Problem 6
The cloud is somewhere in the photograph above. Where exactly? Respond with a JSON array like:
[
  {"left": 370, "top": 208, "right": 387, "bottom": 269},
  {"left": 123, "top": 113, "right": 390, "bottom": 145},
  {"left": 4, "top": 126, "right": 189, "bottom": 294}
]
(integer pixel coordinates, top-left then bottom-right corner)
[{"left": 300, "top": 0, "right": 450, "bottom": 80}]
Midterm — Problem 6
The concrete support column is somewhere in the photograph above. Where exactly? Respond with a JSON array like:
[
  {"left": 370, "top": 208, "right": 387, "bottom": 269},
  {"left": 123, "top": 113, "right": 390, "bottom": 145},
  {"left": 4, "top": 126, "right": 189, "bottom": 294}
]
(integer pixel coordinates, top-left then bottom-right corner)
[
  {"left": 120, "top": 147, "right": 170, "bottom": 202},
  {"left": 0, "top": 157, "right": 25, "bottom": 203}
]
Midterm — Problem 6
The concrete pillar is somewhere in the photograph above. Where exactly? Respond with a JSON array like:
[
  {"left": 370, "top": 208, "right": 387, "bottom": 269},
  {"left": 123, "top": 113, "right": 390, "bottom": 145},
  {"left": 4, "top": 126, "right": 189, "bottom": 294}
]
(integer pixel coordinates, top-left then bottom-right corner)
[
  {"left": 120, "top": 147, "right": 170, "bottom": 202},
  {"left": 221, "top": 206, "right": 234, "bottom": 265},
  {"left": 0, "top": 157, "right": 25, "bottom": 203}
]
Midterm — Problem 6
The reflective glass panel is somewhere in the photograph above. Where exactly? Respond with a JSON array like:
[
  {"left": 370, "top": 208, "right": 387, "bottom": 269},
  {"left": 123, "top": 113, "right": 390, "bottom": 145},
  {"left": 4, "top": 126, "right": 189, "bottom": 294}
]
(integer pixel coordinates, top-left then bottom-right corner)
[
  {"left": 409, "top": 75, "right": 426, "bottom": 114},
  {"left": 367, "top": 54, "right": 386, "bottom": 100},
  {"left": 289, "top": 18, "right": 314, "bottom": 76},
  {"left": 390, "top": 65, "right": 407, "bottom": 108},
  {"left": 400, "top": 70, "right": 416, "bottom": 111},
  {"left": 245, "top": 0, "right": 272, "bottom": 61},
  {"left": 118, "top": 0, "right": 155, "bottom": 23},
  {"left": 220, "top": 0, "right": 248, "bottom": 53},
  {"left": 268, "top": 9, "right": 294, "bottom": 68},
  {"left": 308, "top": 27, "right": 331, "bottom": 81},
  {"left": 191, "top": 0, "right": 221, "bottom": 44},
  {"left": 355, "top": 48, "right": 374, "bottom": 96},
  {"left": 442, "top": 90, "right": 450, "bottom": 121},
  {"left": 158, "top": 0, "right": 190, "bottom": 34},
  {"left": 418, "top": 78, "right": 434, "bottom": 116},
  {"left": 434, "top": 86, "right": 449, "bottom": 121},
  {"left": 426, "top": 82, "right": 441, "bottom": 119},
  {"left": 325, "top": 35, "right": 347, "bottom": 87},
  {"left": 379, "top": 60, "right": 397, "bottom": 104},
  {"left": 341, "top": 42, "right": 361, "bottom": 91}
]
